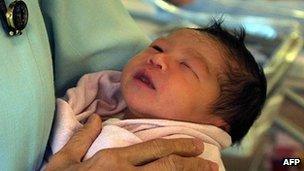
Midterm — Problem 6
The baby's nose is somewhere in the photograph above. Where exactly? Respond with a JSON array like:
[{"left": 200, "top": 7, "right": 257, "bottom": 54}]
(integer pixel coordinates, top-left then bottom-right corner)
[{"left": 147, "top": 54, "right": 168, "bottom": 70}]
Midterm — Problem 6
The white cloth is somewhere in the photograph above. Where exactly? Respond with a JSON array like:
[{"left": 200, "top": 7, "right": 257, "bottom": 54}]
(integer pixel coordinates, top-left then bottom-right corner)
[{"left": 50, "top": 70, "right": 232, "bottom": 171}]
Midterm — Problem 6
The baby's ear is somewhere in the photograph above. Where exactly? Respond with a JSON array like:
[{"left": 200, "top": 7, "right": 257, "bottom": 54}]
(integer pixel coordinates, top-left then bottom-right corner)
[{"left": 213, "top": 118, "right": 230, "bottom": 132}]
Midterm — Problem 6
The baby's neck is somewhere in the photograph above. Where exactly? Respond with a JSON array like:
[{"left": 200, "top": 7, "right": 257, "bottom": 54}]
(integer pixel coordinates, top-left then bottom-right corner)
[
  {"left": 120, "top": 108, "right": 228, "bottom": 132},
  {"left": 121, "top": 108, "right": 158, "bottom": 120},
  {"left": 123, "top": 108, "right": 144, "bottom": 119},
  {"left": 118, "top": 108, "right": 137, "bottom": 119}
]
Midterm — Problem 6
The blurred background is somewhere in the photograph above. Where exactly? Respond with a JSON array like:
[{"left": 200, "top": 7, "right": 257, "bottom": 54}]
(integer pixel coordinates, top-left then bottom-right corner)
[{"left": 122, "top": 0, "right": 304, "bottom": 170}]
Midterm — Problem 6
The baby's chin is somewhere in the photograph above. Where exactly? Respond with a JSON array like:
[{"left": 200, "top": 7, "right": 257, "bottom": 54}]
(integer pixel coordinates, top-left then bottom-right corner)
[
  {"left": 123, "top": 111, "right": 142, "bottom": 119},
  {"left": 122, "top": 103, "right": 164, "bottom": 120}
]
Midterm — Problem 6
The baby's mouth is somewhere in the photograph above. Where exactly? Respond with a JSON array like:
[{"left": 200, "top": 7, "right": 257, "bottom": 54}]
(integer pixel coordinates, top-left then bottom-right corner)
[{"left": 134, "top": 71, "right": 156, "bottom": 90}]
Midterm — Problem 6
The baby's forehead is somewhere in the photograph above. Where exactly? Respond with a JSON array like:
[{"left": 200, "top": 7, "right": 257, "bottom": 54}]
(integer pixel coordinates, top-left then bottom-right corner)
[
  {"left": 165, "top": 28, "right": 220, "bottom": 46},
  {"left": 164, "top": 29, "right": 223, "bottom": 50},
  {"left": 169, "top": 28, "right": 204, "bottom": 38}
]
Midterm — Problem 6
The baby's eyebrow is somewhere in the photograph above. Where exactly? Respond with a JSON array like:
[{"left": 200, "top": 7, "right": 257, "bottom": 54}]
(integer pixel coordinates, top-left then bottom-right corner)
[{"left": 151, "top": 37, "right": 171, "bottom": 46}]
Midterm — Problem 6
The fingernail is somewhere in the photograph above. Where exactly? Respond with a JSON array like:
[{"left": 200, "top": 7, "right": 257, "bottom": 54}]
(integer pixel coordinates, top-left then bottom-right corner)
[{"left": 193, "top": 138, "right": 204, "bottom": 152}]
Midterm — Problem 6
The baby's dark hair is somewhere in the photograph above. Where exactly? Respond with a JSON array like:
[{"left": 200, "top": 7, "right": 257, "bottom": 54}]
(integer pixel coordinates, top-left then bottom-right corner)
[{"left": 194, "top": 20, "right": 267, "bottom": 144}]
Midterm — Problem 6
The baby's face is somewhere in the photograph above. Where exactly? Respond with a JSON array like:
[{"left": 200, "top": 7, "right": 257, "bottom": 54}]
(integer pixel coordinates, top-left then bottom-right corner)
[{"left": 121, "top": 29, "right": 227, "bottom": 126}]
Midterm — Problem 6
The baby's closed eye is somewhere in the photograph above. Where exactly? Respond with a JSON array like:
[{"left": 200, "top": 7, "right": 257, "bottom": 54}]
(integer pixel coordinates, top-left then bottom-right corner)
[
  {"left": 180, "top": 61, "right": 199, "bottom": 79},
  {"left": 149, "top": 45, "right": 164, "bottom": 52}
]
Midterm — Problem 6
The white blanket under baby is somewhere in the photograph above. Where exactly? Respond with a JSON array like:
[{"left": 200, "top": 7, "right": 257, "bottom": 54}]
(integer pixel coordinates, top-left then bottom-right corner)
[{"left": 51, "top": 70, "right": 232, "bottom": 171}]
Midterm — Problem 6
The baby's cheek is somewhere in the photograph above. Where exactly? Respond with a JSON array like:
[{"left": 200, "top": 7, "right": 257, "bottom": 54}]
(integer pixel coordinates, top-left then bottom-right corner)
[
  {"left": 122, "top": 86, "right": 137, "bottom": 105},
  {"left": 160, "top": 89, "right": 192, "bottom": 111}
]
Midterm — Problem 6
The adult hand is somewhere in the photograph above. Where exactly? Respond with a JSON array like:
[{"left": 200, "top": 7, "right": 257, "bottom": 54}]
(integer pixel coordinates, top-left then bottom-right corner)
[{"left": 45, "top": 114, "right": 218, "bottom": 171}]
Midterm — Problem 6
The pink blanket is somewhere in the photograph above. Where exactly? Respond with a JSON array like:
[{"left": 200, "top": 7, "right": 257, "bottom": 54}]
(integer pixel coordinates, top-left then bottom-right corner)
[{"left": 51, "top": 71, "right": 232, "bottom": 171}]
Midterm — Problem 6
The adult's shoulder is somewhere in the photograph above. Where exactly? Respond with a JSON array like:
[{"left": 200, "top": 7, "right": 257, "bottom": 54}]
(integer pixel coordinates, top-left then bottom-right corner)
[{"left": 39, "top": 0, "right": 151, "bottom": 95}]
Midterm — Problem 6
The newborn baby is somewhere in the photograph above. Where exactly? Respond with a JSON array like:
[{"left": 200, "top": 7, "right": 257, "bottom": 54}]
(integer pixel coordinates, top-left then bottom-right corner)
[{"left": 49, "top": 21, "right": 267, "bottom": 171}]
